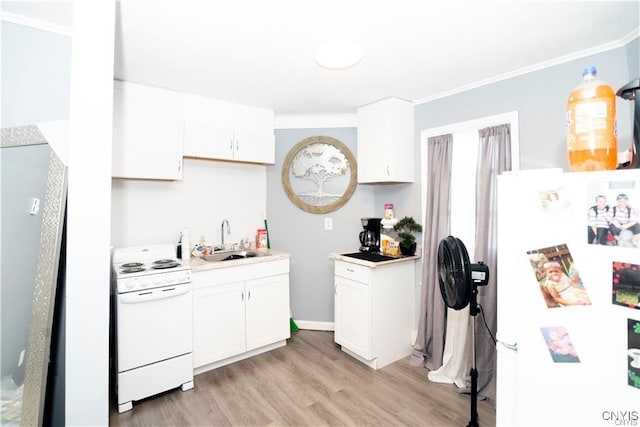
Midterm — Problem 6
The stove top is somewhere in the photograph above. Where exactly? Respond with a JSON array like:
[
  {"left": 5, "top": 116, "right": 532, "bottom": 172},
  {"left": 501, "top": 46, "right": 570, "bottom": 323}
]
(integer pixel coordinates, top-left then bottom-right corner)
[
  {"left": 112, "top": 244, "right": 191, "bottom": 293},
  {"left": 114, "top": 259, "right": 184, "bottom": 276},
  {"left": 341, "top": 252, "right": 399, "bottom": 263}
]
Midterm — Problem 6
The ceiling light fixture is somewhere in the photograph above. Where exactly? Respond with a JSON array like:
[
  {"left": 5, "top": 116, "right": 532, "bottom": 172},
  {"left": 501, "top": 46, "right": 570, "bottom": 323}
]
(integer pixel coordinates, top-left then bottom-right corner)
[{"left": 314, "top": 38, "right": 362, "bottom": 70}]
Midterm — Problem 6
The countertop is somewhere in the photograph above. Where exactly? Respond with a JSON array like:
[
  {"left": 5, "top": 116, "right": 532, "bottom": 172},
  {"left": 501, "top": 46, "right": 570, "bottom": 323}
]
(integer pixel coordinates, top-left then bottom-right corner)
[
  {"left": 188, "top": 249, "right": 290, "bottom": 273},
  {"left": 329, "top": 250, "right": 420, "bottom": 268}
]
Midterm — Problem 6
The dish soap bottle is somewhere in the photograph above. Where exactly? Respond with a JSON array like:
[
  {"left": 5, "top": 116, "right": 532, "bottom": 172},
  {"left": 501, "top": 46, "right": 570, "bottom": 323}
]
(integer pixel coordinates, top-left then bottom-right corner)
[{"left": 566, "top": 66, "right": 617, "bottom": 171}]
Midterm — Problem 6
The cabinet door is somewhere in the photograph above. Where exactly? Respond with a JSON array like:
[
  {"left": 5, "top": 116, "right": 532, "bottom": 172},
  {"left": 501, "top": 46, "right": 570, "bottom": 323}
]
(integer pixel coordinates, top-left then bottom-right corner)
[
  {"left": 183, "top": 94, "right": 274, "bottom": 164},
  {"left": 232, "top": 104, "right": 275, "bottom": 164},
  {"left": 233, "top": 129, "right": 275, "bottom": 164},
  {"left": 112, "top": 81, "right": 184, "bottom": 180},
  {"left": 183, "top": 120, "right": 235, "bottom": 160},
  {"left": 245, "top": 274, "right": 290, "bottom": 351},
  {"left": 193, "top": 282, "right": 245, "bottom": 368},
  {"left": 357, "top": 97, "right": 414, "bottom": 183},
  {"left": 334, "top": 276, "right": 371, "bottom": 359}
]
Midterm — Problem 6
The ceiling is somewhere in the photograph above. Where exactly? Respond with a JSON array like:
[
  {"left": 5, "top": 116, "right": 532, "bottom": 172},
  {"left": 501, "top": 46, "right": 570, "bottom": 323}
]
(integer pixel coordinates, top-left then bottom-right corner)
[{"left": 3, "top": 1, "right": 640, "bottom": 116}]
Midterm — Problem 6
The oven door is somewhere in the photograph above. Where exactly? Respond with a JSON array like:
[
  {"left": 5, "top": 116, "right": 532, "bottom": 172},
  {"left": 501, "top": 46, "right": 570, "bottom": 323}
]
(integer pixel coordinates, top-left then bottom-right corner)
[{"left": 116, "top": 282, "right": 192, "bottom": 372}]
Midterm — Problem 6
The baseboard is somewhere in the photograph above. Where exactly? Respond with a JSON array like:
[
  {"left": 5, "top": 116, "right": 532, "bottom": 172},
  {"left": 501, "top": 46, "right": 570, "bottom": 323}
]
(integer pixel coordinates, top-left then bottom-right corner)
[
  {"left": 294, "top": 320, "right": 334, "bottom": 331},
  {"left": 293, "top": 322, "right": 414, "bottom": 344},
  {"left": 194, "top": 340, "right": 286, "bottom": 375}
]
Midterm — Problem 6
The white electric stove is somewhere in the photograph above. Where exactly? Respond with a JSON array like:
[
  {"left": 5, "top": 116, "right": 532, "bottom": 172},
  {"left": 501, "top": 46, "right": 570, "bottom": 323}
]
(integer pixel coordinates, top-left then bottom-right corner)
[{"left": 112, "top": 244, "right": 194, "bottom": 413}]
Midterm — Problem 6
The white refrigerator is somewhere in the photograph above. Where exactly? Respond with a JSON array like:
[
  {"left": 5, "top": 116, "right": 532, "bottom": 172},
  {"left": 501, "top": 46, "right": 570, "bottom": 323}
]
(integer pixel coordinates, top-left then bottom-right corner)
[{"left": 496, "top": 168, "right": 640, "bottom": 427}]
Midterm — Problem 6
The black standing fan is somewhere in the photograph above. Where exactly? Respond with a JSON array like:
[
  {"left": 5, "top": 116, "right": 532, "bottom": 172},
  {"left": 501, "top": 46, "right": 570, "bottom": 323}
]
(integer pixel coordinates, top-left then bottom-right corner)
[{"left": 437, "top": 236, "right": 489, "bottom": 427}]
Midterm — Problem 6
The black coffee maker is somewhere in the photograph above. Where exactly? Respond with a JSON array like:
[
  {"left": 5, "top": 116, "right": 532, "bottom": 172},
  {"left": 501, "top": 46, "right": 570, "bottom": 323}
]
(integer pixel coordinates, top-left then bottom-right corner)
[
  {"left": 359, "top": 218, "right": 382, "bottom": 253},
  {"left": 617, "top": 78, "right": 640, "bottom": 169}
]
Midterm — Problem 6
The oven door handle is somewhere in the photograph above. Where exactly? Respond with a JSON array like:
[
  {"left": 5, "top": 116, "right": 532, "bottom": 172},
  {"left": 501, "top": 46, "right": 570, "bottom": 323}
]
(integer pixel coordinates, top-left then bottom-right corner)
[{"left": 119, "top": 284, "right": 191, "bottom": 304}]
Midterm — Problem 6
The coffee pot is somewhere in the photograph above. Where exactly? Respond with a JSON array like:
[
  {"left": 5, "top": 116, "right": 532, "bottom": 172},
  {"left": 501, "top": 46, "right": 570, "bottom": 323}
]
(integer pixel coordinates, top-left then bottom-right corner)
[
  {"left": 359, "top": 230, "right": 377, "bottom": 246},
  {"left": 359, "top": 217, "right": 382, "bottom": 253}
]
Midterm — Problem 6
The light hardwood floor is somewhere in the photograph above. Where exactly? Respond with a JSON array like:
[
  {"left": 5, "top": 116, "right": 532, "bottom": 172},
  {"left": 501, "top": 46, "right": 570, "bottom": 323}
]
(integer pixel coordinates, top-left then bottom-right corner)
[{"left": 109, "top": 330, "right": 495, "bottom": 426}]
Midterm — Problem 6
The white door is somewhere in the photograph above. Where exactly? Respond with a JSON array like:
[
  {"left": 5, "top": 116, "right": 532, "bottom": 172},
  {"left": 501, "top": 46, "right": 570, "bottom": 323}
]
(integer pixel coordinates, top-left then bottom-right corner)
[
  {"left": 112, "top": 81, "right": 184, "bottom": 179},
  {"left": 496, "top": 170, "right": 640, "bottom": 426},
  {"left": 183, "top": 120, "right": 235, "bottom": 160},
  {"left": 192, "top": 281, "right": 245, "bottom": 367},
  {"left": 245, "top": 274, "right": 290, "bottom": 351},
  {"left": 334, "top": 276, "right": 371, "bottom": 359},
  {"left": 116, "top": 283, "right": 192, "bottom": 371},
  {"left": 233, "top": 129, "right": 275, "bottom": 164}
]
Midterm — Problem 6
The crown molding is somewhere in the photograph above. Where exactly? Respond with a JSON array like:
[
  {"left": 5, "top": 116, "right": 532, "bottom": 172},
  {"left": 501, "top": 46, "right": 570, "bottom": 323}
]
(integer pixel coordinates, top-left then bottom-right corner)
[
  {"left": 1, "top": 11, "right": 73, "bottom": 36},
  {"left": 414, "top": 30, "right": 640, "bottom": 106},
  {"left": 275, "top": 114, "right": 357, "bottom": 129}
]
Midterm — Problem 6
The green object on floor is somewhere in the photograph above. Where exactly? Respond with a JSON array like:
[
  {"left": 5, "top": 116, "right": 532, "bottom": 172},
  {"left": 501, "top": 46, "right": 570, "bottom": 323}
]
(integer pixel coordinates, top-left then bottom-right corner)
[{"left": 290, "top": 318, "right": 299, "bottom": 332}]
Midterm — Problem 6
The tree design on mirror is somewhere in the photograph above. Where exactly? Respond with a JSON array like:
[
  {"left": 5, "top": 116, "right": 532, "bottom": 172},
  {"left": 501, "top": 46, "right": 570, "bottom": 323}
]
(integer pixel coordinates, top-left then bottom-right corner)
[{"left": 281, "top": 136, "right": 357, "bottom": 214}]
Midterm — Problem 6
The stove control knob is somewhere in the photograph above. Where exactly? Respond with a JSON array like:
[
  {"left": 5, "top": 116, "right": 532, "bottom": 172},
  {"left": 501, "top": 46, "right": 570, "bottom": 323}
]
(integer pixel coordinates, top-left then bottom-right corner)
[
  {"left": 125, "top": 278, "right": 135, "bottom": 289},
  {"left": 165, "top": 273, "right": 176, "bottom": 285},
  {"left": 154, "top": 275, "right": 166, "bottom": 286}
]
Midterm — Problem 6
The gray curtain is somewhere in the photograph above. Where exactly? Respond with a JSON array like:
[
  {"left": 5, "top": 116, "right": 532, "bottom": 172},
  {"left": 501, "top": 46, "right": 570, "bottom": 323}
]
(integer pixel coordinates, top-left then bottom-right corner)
[
  {"left": 410, "top": 134, "right": 453, "bottom": 370},
  {"left": 474, "top": 124, "right": 511, "bottom": 405}
]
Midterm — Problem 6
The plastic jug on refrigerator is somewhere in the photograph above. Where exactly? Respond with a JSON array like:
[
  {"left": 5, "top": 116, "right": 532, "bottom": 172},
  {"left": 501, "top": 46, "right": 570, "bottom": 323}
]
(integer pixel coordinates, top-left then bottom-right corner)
[{"left": 566, "top": 66, "right": 617, "bottom": 171}]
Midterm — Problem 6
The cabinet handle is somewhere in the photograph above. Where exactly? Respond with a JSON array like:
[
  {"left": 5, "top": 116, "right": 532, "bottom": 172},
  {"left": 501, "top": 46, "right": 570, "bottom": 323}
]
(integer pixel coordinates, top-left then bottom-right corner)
[
  {"left": 236, "top": 140, "right": 239, "bottom": 152},
  {"left": 177, "top": 159, "right": 182, "bottom": 173},
  {"left": 230, "top": 138, "right": 234, "bottom": 151},
  {"left": 241, "top": 291, "right": 244, "bottom": 301},
  {"left": 347, "top": 268, "right": 355, "bottom": 273},
  {"left": 386, "top": 165, "right": 390, "bottom": 176},
  {"left": 247, "top": 290, "right": 251, "bottom": 300}
]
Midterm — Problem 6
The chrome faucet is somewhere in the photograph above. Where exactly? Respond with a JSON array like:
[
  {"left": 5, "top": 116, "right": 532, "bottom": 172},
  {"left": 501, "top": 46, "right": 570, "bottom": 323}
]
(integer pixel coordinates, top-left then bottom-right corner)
[{"left": 221, "top": 219, "right": 231, "bottom": 248}]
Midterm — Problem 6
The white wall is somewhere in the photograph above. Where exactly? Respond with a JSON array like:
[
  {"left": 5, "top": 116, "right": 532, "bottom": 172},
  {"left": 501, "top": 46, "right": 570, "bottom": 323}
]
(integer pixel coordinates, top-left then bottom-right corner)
[
  {"left": 66, "top": 1, "right": 114, "bottom": 425},
  {"left": 111, "top": 159, "right": 267, "bottom": 250}
]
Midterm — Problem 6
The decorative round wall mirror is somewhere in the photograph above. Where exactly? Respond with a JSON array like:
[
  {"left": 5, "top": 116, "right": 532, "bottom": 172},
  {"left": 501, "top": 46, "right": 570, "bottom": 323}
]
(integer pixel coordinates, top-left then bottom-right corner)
[{"left": 281, "top": 135, "right": 357, "bottom": 214}]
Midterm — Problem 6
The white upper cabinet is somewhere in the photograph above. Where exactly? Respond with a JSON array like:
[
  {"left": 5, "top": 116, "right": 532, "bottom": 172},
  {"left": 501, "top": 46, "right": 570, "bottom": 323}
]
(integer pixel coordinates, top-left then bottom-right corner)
[
  {"left": 357, "top": 97, "right": 414, "bottom": 183},
  {"left": 112, "top": 81, "right": 184, "bottom": 180},
  {"left": 183, "top": 94, "right": 275, "bottom": 164}
]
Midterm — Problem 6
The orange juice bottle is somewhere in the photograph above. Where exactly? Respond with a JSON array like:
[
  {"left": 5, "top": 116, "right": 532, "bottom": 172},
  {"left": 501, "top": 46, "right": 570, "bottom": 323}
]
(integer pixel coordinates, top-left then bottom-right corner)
[{"left": 566, "top": 66, "right": 617, "bottom": 171}]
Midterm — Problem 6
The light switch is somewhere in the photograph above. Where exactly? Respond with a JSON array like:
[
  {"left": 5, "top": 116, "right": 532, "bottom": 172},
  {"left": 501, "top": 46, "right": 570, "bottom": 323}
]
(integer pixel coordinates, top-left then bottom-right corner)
[
  {"left": 324, "top": 218, "right": 333, "bottom": 230},
  {"left": 29, "top": 198, "right": 40, "bottom": 215}
]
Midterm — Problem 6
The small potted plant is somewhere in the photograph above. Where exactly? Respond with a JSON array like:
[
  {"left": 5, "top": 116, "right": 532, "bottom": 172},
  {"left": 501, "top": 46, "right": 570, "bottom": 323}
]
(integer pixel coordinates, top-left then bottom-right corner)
[{"left": 393, "top": 216, "right": 423, "bottom": 256}]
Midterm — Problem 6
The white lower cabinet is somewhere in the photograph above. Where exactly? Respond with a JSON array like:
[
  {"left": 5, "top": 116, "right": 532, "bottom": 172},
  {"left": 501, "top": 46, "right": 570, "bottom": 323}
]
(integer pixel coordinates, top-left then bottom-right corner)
[
  {"left": 334, "top": 259, "right": 414, "bottom": 369},
  {"left": 245, "top": 275, "right": 290, "bottom": 350},
  {"left": 193, "top": 281, "right": 246, "bottom": 364},
  {"left": 335, "top": 276, "right": 371, "bottom": 358},
  {"left": 193, "top": 259, "right": 290, "bottom": 373}
]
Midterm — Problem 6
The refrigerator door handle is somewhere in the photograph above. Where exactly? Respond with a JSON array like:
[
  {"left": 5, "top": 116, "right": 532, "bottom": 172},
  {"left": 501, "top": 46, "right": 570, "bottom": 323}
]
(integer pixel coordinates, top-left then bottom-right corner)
[{"left": 497, "top": 340, "right": 518, "bottom": 352}]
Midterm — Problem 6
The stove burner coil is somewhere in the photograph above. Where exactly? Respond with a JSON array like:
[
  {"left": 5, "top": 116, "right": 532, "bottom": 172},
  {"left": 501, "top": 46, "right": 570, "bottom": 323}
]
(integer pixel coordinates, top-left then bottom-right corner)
[
  {"left": 121, "top": 267, "right": 146, "bottom": 274},
  {"left": 121, "top": 262, "right": 144, "bottom": 268},
  {"left": 151, "top": 262, "right": 180, "bottom": 270},
  {"left": 153, "top": 259, "right": 177, "bottom": 265}
]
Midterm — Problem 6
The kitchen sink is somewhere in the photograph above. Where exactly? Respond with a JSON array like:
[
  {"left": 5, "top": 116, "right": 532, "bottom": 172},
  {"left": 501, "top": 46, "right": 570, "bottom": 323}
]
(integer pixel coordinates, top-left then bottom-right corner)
[{"left": 200, "top": 250, "right": 268, "bottom": 263}]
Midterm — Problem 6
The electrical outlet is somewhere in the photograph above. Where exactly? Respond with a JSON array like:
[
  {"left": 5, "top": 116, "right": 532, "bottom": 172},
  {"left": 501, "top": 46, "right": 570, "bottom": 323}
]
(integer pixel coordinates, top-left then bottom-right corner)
[{"left": 324, "top": 218, "right": 333, "bottom": 230}]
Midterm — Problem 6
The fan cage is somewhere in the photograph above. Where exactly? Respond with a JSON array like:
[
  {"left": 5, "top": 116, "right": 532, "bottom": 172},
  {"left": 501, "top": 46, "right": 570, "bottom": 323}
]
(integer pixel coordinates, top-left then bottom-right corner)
[{"left": 438, "top": 236, "right": 472, "bottom": 310}]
